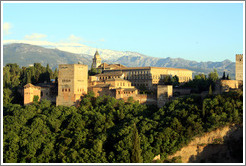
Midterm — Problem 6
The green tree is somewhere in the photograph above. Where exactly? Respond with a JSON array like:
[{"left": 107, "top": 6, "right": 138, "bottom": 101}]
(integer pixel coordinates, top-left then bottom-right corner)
[
  {"left": 226, "top": 74, "right": 230, "bottom": 80},
  {"left": 33, "top": 95, "right": 39, "bottom": 103},
  {"left": 222, "top": 72, "right": 226, "bottom": 79},
  {"left": 209, "top": 85, "right": 213, "bottom": 95},
  {"left": 208, "top": 69, "right": 219, "bottom": 82},
  {"left": 131, "top": 123, "right": 143, "bottom": 163}
]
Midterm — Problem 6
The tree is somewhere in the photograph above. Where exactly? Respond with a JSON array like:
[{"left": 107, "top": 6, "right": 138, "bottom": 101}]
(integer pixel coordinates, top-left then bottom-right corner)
[
  {"left": 172, "top": 75, "right": 179, "bottom": 87},
  {"left": 88, "top": 63, "right": 98, "bottom": 76},
  {"left": 222, "top": 72, "right": 226, "bottom": 79},
  {"left": 26, "top": 71, "right": 32, "bottom": 84},
  {"left": 33, "top": 95, "right": 39, "bottom": 103},
  {"left": 208, "top": 69, "right": 219, "bottom": 82},
  {"left": 131, "top": 123, "right": 143, "bottom": 163},
  {"left": 226, "top": 74, "right": 230, "bottom": 80},
  {"left": 209, "top": 85, "right": 213, "bottom": 95}
]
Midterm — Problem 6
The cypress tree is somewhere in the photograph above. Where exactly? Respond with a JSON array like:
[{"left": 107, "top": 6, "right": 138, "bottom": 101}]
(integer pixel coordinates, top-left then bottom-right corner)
[
  {"left": 226, "top": 74, "right": 230, "bottom": 80},
  {"left": 222, "top": 71, "right": 226, "bottom": 79},
  {"left": 209, "top": 84, "right": 213, "bottom": 95},
  {"left": 131, "top": 123, "right": 143, "bottom": 163},
  {"left": 27, "top": 71, "right": 31, "bottom": 84}
]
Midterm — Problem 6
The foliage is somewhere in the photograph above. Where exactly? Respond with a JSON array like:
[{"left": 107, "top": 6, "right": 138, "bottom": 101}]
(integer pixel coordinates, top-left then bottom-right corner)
[
  {"left": 3, "top": 89, "right": 243, "bottom": 163},
  {"left": 3, "top": 63, "right": 58, "bottom": 105},
  {"left": 209, "top": 85, "right": 213, "bottom": 95},
  {"left": 181, "top": 70, "right": 219, "bottom": 93},
  {"left": 131, "top": 123, "right": 143, "bottom": 163}
]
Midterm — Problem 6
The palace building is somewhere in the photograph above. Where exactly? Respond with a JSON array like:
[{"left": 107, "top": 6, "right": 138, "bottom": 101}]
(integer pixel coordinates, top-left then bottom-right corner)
[
  {"left": 93, "top": 52, "right": 192, "bottom": 90},
  {"left": 94, "top": 66, "right": 192, "bottom": 90}
]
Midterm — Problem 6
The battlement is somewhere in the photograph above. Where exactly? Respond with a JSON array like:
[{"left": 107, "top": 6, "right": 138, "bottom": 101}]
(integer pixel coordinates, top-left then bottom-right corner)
[{"left": 236, "top": 54, "right": 243, "bottom": 61}]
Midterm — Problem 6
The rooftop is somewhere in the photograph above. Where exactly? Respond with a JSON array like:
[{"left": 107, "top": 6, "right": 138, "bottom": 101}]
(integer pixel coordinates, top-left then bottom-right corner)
[{"left": 103, "top": 66, "right": 192, "bottom": 72}]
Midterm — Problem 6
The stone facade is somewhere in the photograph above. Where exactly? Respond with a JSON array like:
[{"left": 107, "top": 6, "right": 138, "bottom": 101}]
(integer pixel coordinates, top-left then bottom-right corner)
[
  {"left": 56, "top": 64, "right": 88, "bottom": 106},
  {"left": 92, "top": 51, "right": 102, "bottom": 68},
  {"left": 215, "top": 80, "right": 243, "bottom": 93},
  {"left": 235, "top": 54, "right": 243, "bottom": 81},
  {"left": 157, "top": 85, "right": 173, "bottom": 108},
  {"left": 36, "top": 83, "right": 57, "bottom": 103},
  {"left": 24, "top": 83, "right": 41, "bottom": 105},
  {"left": 99, "top": 67, "right": 192, "bottom": 90}
]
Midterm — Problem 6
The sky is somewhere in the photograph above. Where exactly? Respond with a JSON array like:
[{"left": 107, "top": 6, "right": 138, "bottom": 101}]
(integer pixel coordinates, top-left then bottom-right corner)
[{"left": 2, "top": 2, "right": 244, "bottom": 62}]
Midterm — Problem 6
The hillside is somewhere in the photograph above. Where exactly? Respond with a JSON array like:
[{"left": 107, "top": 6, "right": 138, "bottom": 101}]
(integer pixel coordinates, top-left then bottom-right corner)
[
  {"left": 3, "top": 43, "right": 235, "bottom": 78},
  {"left": 3, "top": 43, "right": 92, "bottom": 70}
]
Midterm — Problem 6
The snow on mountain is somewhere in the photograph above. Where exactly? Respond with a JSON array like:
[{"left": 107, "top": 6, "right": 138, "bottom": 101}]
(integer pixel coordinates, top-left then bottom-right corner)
[{"left": 3, "top": 40, "right": 143, "bottom": 60}]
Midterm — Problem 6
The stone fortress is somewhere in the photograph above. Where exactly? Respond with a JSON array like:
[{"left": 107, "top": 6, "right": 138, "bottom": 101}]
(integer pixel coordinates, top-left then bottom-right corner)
[{"left": 23, "top": 52, "right": 243, "bottom": 107}]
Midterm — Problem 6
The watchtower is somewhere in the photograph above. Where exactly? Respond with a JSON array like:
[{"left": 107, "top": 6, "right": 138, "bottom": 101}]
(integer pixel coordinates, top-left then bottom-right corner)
[
  {"left": 235, "top": 54, "right": 243, "bottom": 81},
  {"left": 56, "top": 64, "right": 88, "bottom": 106}
]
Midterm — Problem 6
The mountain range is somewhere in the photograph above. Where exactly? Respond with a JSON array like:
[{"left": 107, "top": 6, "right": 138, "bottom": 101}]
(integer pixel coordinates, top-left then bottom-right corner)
[{"left": 3, "top": 43, "right": 235, "bottom": 79}]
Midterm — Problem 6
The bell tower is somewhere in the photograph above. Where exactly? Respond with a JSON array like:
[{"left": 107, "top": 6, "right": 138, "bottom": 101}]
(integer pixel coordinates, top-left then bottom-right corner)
[{"left": 92, "top": 50, "right": 102, "bottom": 68}]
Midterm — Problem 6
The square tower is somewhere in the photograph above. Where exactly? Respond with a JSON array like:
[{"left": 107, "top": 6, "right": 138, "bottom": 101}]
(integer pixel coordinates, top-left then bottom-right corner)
[
  {"left": 56, "top": 64, "right": 88, "bottom": 106},
  {"left": 235, "top": 54, "right": 243, "bottom": 81},
  {"left": 157, "top": 85, "right": 173, "bottom": 108}
]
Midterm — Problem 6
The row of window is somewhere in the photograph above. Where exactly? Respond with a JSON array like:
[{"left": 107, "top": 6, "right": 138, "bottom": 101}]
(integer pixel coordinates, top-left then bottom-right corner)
[
  {"left": 132, "top": 83, "right": 148, "bottom": 87},
  {"left": 117, "top": 82, "right": 131, "bottom": 87},
  {"left": 100, "top": 76, "right": 121, "bottom": 80},
  {"left": 62, "top": 88, "right": 70, "bottom": 92},
  {"left": 62, "top": 79, "right": 71, "bottom": 82},
  {"left": 117, "top": 91, "right": 135, "bottom": 94},
  {"left": 25, "top": 92, "right": 34, "bottom": 94},
  {"left": 62, "top": 88, "right": 84, "bottom": 92},
  {"left": 127, "top": 70, "right": 149, "bottom": 75}
]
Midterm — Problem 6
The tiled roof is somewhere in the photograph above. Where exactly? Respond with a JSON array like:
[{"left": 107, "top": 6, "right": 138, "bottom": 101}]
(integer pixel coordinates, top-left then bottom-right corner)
[
  {"left": 103, "top": 66, "right": 192, "bottom": 72},
  {"left": 93, "top": 84, "right": 111, "bottom": 88},
  {"left": 96, "top": 71, "right": 124, "bottom": 76},
  {"left": 97, "top": 63, "right": 127, "bottom": 69},
  {"left": 24, "top": 83, "right": 40, "bottom": 88}
]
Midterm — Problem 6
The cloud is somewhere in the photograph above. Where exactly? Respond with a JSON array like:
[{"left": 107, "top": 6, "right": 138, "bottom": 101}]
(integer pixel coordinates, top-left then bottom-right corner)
[
  {"left": 68, "top": 34, "right": 82, "bottom": 43},
  {"left": 24, "top": 33, "right": 47, "bottom": 40},
  {"left": 3, "top": 22, "right": 12, "bottom": 35},
  {"left": 3, "top": 39, "right": 86, "bottom": 48},
  {"left": 99, "top": 38, "right": 105, "bottom": 42}
]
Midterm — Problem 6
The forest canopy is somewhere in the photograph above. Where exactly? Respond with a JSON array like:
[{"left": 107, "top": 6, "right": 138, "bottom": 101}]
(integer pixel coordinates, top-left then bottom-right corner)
[
  {"left": 3, "top": 63, "right": 243, "bottom": 163},
  {"left": 3, "top": 90, "right": 243, "bottom": 163}
]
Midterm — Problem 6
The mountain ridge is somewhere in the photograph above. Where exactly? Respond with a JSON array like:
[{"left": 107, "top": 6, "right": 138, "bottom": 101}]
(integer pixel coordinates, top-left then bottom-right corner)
[{"left": 3, "top": 43, "right": 235, "bottom": 79}]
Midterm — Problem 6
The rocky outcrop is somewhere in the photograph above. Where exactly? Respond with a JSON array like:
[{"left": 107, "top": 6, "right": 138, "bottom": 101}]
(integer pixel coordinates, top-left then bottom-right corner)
[{"left": 166, "top": 124, "right": 243, "bottom": 163}]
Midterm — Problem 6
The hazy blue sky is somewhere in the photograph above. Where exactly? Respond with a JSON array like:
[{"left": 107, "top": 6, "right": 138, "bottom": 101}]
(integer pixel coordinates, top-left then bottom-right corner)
[{"left": 2, "top": 2, "right": 244, "bottom": 62}]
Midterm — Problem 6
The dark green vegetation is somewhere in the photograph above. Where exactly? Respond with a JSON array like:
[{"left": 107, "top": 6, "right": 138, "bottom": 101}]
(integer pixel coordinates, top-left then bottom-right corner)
[
  {"left": 4, "top": 43, "right": 235, "bottom": 78},
  {"left": 181, "top": 69, "right": 219, "bottom": 93},
  {"left": 3, "top": 63, "right": 243, "bottom": 163},
  {"left": 3, "top": 63, "right": 58, "bottom": 105},
  {"left": 3, "top": 90, "right": 243, "bottom": 163}
]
